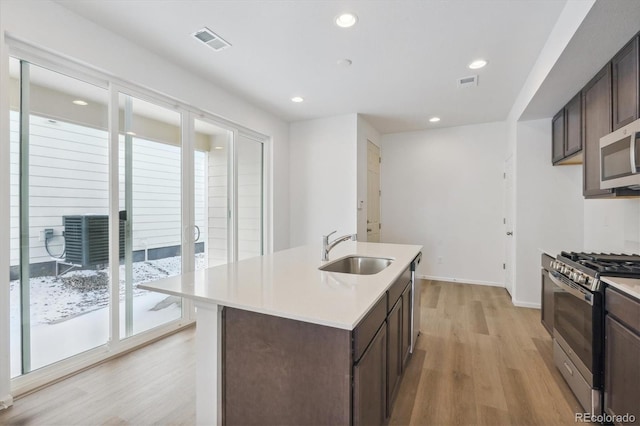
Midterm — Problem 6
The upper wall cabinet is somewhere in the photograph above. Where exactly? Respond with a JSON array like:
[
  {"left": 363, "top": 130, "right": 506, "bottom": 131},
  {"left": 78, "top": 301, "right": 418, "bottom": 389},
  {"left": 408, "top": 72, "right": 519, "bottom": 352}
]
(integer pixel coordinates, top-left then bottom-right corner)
[
  {"left": 582, "top": 63, "right": 613, "bottom": 198},
  {"left": 552, "top": 92, "right": 583, "bottom": 165},
  {"left": 612, "top": 35, "right": 639, "bottom": 131},
  {"left": 554, "top": 31, "right": 640, "bottom": 198}
]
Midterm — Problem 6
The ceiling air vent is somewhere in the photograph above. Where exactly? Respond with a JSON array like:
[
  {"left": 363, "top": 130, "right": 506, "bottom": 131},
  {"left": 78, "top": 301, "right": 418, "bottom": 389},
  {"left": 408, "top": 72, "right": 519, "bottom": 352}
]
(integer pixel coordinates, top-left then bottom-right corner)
[
  {"left": 457, "top": 75, "right": 478, "bottom": 88},
  {"left": 192, "top": 27, "right": 231, "bottom": 51}
]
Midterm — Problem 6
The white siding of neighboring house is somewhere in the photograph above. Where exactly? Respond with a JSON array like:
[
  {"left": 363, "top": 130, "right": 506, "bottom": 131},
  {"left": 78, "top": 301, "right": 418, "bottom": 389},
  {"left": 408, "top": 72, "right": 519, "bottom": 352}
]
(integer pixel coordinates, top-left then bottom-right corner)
[
  {"left": 10, "top": 111, "right": 207, "bottom": 268},
  {"left": 207, "top": 140, "right": 228, "bottom": 267},
  {"left": 237, "top": 134, "right": 263, "bottom": 260}
]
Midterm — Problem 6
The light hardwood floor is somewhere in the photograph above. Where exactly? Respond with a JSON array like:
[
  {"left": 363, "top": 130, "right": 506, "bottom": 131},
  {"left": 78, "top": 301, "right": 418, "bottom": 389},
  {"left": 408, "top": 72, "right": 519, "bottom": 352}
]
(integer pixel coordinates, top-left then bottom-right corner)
[{"left": 0, "top": 280, "right": 581, "bottom": 425}]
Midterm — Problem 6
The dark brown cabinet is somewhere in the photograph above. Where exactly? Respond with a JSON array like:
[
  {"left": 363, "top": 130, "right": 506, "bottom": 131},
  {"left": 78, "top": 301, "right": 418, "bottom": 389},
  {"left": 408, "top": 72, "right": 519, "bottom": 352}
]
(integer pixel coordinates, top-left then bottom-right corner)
[
  {"left": 401, "top": 283, "right": 412, "bottom": 367},
  {"left": 565, "top": 93, "right": 583, "bottom": 157},
  {"left": 541, "top": 254, "right": 554, "bottom": 335},
  {"left": 612, "top": 35, "right": 639, "bottom": 131},
  {"left": 552, "top": 109, "right": 566, "bottom": 163},
  {"left": 384, "top": 267, "right": 412, "bottom": 418},
  {"left": 552, "top": 93, "right": 582, "bottom": 164},
  {"left": 604, "top": 287, "right": 640, "bottom": 424},
  {"left": 354, "top": 323, "right": 388, "bottom": 426},
  {"left": 387, "top": 297, "right": 402, "bottom": 412},
  {"left": 582, "top": 64, "right": 613, "bottom": 198}
]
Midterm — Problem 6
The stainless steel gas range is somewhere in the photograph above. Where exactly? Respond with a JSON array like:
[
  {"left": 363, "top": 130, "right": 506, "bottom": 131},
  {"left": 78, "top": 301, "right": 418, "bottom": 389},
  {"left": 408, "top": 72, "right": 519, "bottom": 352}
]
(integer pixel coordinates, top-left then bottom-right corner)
[{"left": 549, "top": 252, "right": 640, "bottom": 416}]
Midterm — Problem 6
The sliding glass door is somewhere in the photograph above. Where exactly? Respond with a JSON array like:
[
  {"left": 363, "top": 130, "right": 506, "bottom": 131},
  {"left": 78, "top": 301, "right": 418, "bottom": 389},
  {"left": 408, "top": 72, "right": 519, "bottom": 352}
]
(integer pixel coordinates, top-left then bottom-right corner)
[
  {"left": 7, "top": 53, "right": 267, "bottom": 382},
  {"left": 118, "top": 92, "right": 183, "bottom": 337},
  {"left": 192, "top": 120, "right": 265, "bottom": 269},
  {"left": 10, "top": 58, "right": 110, "bottom": 374}
]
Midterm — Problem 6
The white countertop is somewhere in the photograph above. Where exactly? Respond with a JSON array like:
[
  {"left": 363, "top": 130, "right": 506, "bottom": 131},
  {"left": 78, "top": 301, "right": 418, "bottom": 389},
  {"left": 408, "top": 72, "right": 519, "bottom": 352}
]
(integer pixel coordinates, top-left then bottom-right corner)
[
  {"left": 139, "top": 242, "right": 422, "bottom": 330},
  {"left": 601, "top": 276, "right": 640, "bottom": 300}
]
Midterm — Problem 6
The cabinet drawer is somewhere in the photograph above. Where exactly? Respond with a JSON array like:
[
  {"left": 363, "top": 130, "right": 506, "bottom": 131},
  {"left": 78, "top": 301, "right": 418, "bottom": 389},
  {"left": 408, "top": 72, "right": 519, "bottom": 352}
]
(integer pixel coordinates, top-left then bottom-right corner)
[
  {"left": 605, "top": 287, "right": 640, "bottom": 333},
  {"left": 554, "top": 340, "right": 592, "bottom": 412},
  {"left": 353, "top": 295, "right": 387, "bottom": 362},
  {"left": 387, "top": 267, "right": 411, "bottom": 312}
]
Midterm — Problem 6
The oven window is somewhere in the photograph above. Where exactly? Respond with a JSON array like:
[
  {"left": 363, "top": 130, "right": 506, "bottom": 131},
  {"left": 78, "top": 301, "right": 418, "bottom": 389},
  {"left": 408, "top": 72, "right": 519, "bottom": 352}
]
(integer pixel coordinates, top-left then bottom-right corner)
[{"left": 554, "top": 290, "right": 593, "bottom": 371}]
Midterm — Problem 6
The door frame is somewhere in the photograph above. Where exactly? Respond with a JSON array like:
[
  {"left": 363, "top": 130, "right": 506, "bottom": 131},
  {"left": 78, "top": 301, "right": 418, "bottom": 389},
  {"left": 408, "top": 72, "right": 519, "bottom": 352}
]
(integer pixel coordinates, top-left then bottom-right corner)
[{"left": 504, "top": 155, "right": 515, "bottom": 297}]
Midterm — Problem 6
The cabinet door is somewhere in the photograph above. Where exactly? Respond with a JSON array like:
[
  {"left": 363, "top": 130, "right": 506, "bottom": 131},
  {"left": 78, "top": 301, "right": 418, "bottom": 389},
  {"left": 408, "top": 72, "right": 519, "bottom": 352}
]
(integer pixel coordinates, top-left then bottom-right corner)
[
  {"left": 582, "top": 63, "right": 613, "bottom": 198},
  {"left": 354, "top": 323, "right": 387, "bottom": 426},
  {"left": 552, "top": 109, "right": 566, "bottom": 164},
  {"left": 541, "top": 271, "right": 554, "bottom": 335},
  {"left": 604, "top": 315, "right": 640, "bottom": 423},
  {"left": 401, "top": 283, "right": 412, "bottom": 368},
  {"left": 612, "top": 35, "right": 639, "bottom": 130},
  {"left": 387, "top": 298, "right": 402, "bottom": 414},
  {"left": 565, "top": 92, "right": 582, "bottom": 157}
]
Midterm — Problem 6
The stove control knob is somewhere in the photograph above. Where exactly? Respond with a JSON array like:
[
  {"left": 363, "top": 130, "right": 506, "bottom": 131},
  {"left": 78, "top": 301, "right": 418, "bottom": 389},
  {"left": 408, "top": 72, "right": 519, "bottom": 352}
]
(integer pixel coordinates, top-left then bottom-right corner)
[{"left": 577, "top": 275, "right": 586, "bottom": 284}]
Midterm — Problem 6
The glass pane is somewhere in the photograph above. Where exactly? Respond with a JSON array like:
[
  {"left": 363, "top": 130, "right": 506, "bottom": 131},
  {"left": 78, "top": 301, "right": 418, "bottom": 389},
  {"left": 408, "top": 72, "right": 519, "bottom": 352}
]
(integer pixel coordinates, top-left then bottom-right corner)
[
  {"left": 194, "top": 118, "right": 231, "bottom": 269},
  {"left": 15, "top": 60, "right": 111, "bottom": 373},
  {"left": 237, "top": 135, "right": 263, "bottom": 261},
  {"left": 118, "top": 93, "right": 182, "bottom": 337}
]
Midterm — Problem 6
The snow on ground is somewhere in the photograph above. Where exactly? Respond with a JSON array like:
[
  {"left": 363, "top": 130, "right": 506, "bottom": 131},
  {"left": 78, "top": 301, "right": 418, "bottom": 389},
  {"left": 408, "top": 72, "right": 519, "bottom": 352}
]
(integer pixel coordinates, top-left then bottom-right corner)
[{"left": 9, "top": 254, "right": 205, "bottom": 377}]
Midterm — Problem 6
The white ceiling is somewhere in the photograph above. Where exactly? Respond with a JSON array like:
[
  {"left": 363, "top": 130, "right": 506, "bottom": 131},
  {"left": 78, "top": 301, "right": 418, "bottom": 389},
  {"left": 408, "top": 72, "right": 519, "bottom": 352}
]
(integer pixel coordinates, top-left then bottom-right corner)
[{"left": 54, "top": 0, "right": 568, "bottom": 134}]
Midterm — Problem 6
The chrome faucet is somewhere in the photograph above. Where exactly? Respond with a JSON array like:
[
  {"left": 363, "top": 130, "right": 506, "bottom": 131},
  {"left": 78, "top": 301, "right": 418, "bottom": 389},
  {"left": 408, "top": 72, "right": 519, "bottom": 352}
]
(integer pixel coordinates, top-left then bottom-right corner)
[{"left": 322, "top": 230, "right": 357, "bottom": 261}]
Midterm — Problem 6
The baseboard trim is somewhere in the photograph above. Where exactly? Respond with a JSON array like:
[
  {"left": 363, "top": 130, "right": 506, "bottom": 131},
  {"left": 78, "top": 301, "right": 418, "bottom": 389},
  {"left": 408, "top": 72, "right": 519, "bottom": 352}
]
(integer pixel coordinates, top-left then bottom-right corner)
[
  {"left": 419, "top": 275, "right": 504, "bottom": 288},
  {"left": 0, "top": 394, "right": 13, "bottom": 410},
  {"left": 512, "top": 300, "right": 541, "bottom": 309}
]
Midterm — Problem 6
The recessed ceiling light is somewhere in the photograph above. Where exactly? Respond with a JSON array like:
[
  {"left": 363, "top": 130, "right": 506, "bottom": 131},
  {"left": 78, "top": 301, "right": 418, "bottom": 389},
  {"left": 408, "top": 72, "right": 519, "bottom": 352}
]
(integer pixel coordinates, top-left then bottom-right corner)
[
  {"left": 214, "top": 146, "right": 224, "bottom": 150},
  {"left": 72, "top": 100, "right": 88, "bottom": 106},
  {"left": 468, "top": 59, "right": 487, "bottom": 70},
  {"left": 125, "top": 131, "right": 137, "bottom": 136},
  {"left": 429, "top": 117, "right": 441, "bottom": 123},
  {"left": 335, "top": 13, "right": 358, "bottom": 28},
  {"left": 291, "top": 96, "right": 304, "bottom": 103}
]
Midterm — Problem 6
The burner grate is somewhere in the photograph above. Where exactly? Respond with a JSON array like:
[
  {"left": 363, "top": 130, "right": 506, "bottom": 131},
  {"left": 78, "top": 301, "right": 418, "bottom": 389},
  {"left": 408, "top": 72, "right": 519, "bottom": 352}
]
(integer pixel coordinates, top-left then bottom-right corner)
[{"left": 559, "top": 251, "right": 640, "bottom": 278}]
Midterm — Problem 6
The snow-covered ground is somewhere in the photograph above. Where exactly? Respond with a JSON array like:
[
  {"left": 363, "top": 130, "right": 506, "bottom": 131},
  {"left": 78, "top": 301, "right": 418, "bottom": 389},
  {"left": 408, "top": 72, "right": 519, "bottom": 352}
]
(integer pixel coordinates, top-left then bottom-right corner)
[{"left": 9, "top": 254, "right": 204, "bottom": 377}]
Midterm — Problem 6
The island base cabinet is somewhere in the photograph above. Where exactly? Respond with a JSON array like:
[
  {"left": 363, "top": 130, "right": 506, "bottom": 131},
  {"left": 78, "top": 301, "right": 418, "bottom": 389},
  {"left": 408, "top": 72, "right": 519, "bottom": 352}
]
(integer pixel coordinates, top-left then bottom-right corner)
[
  {"left": 222, "top": 307, "right": 352, "bottom": 426},
  {"left": 354, "top": 323, "right": 388, "bottom": 426}
]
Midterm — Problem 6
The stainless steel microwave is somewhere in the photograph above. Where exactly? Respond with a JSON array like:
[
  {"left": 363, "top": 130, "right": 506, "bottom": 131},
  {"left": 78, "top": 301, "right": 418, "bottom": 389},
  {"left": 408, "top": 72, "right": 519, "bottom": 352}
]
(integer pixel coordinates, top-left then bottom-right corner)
[{"left": 600, "top": 118, "right": 640, "bottom": 190}]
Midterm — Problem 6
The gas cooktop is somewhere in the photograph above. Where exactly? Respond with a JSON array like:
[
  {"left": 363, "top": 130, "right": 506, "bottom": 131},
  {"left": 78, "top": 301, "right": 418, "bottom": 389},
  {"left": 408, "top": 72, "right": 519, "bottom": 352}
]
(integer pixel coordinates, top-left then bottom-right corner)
[{"left": 559, "top": 251, "right": 640, "bottom": 278}]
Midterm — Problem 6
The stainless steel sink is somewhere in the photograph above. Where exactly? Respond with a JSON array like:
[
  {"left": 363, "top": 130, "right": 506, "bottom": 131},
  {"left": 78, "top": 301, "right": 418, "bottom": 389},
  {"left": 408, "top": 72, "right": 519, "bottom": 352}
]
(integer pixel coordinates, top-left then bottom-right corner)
[{"left": 319, "top": 256, "right": 393, "bottom": 275}]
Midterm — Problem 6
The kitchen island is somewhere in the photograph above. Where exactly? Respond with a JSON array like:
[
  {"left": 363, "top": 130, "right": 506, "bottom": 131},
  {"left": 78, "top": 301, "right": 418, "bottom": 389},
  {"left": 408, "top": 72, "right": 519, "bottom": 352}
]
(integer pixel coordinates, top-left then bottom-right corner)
[{"left": 141, "top": 241, "right": 422, "bottom": 425}]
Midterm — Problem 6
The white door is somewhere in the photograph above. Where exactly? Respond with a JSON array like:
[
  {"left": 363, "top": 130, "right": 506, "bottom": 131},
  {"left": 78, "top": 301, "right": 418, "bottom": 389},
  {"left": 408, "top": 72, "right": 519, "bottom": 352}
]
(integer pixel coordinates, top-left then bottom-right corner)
[
  {"left": 504, "top": 156, "right": 515, "bottom": 296},
  {"left": 367, "top": 141, "right": 381, "bottom": 242}
]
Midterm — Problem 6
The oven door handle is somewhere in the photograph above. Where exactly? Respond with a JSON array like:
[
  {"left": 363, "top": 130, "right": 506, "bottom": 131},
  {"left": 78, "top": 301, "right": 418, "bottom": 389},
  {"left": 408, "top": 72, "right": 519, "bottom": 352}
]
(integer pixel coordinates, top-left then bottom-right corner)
[{"left": 548, "top": 271, "right": 593, "bottom": 306}]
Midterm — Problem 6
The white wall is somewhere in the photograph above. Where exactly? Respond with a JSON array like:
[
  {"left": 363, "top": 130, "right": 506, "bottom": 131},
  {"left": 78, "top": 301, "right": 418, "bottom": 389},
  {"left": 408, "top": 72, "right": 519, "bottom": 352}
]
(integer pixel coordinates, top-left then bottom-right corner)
[
  {"left": 289, "top": 114, "right": 357, "bottom": 246},
  {"left": 380, "top": 121, "right": 507, "bottom": 286},
  {"left": 514, "top": 119, "right": 584, "bottom": 307},
  {"left": 584, "top": 199, "right": 640, "bottom": 253},
  {"left": 356, "top": 115, "right": 381, "bottom": 241}
]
